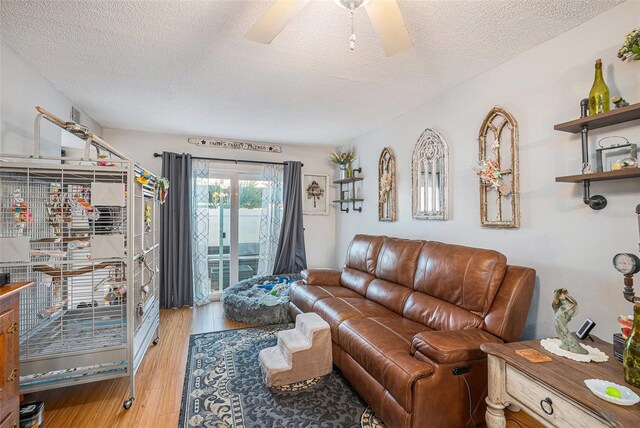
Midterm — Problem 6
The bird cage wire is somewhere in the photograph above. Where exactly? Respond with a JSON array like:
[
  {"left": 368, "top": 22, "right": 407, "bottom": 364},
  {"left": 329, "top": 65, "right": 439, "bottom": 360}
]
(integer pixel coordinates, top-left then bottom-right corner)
[{"left": 0, "top": 107, "right": 160, "bottom": 409}]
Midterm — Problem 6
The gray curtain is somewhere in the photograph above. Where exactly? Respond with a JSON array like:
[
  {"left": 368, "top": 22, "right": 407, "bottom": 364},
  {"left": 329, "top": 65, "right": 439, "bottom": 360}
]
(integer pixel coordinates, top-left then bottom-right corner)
[
  {"left": 160, "top": 152, "right": 193, "bottom": 308},
  {"left": 273, "top": 161, "right": 307, "bottom": 274}
]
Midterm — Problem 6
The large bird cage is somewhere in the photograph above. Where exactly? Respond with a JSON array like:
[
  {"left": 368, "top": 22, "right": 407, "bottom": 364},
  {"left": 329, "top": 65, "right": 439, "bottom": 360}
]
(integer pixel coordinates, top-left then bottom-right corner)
[{"left": 0, "top": 107, "right": 161, "bottom": 409}]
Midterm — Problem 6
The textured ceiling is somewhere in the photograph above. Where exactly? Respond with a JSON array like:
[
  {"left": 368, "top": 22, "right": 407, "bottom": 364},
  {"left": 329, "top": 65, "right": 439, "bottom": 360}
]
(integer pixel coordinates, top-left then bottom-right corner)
[{"left": 0, "top": 0, "right": 623, "bottom": 145}]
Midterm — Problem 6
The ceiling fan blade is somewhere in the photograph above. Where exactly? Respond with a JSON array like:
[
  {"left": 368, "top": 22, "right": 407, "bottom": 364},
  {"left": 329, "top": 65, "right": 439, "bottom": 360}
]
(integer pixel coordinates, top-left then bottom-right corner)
[
  {"left": 364, "top": 0, "right": 413, "bottom": 56},
  {"left": 245, "top": 0, "right": 311, "bottom": 44}
]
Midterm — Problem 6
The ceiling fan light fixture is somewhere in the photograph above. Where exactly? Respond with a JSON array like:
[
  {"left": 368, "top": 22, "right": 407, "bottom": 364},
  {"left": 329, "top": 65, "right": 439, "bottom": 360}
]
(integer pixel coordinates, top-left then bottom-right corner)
[{"left": 333, "top": 0, "right": 369, "bottom": 10}]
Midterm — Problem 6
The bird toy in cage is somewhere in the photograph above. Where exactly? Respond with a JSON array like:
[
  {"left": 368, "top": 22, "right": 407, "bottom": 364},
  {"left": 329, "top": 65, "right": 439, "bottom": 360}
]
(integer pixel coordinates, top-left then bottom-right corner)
[
  {"left": 135, "top": 170, "right": 152, "bottom": 185},
  {"left": 156, "top": 177, "right": 169, "bottom": 204},
  {"left": 139, "top": 253, "right": 155, "bottom": 296},
  {"left": 71, "top": 185, "right": 98, "bottom": 220},
  {"left": 97, "top": 153, "right": 116, "bottom": 167},
  {"left": 12, "top": 189, "right": 32, "bottom": 234},
  {"left": 47, "top": 184, "right": 71, "bottom": 236},
  {"left": 144, "top": 204, "right": 152, "bottom": 233}
]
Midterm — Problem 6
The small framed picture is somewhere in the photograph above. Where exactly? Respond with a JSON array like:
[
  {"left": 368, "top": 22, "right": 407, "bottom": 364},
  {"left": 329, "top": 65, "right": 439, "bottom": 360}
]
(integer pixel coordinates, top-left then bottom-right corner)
[{"left": 302, "top": 174, "right": 329, "bottom": 215}]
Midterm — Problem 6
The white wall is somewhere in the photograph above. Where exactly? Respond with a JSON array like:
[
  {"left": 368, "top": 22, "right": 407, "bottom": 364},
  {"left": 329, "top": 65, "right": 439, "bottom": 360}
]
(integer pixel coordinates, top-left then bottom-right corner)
[
  {"left": 0, "top": 42, "right": 102, "bottom": 157},
  {"left": 337, "top": 1, "right": 640, "bottom": 340},
  {"left": 103, "top": 128, "right": 338, "bottom": 269}
]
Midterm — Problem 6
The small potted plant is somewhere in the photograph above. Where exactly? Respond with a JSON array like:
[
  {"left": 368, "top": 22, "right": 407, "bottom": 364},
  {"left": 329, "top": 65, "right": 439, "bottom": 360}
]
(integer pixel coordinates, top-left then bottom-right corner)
[
  {"left": 618, "top": 28, "right": 640, "bottom": 62},
  {"left": 330, "top": 148, "right": 356, "bottom": 179}
]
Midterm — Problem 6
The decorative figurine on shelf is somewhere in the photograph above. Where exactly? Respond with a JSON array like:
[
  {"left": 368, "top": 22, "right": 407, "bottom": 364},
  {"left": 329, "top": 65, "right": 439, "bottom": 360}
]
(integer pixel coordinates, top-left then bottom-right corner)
[
  {"left": 329, "top": 148, "right": 356, "bottom": 180},
  {"left": 552, "top": 288, "right": 588, "bottom": 355},
  {"left": 612, "top": 96, "right": 630, "bottom": 109},
  {"left": 540, "top": 289, "right": 608, "bottom": 362}
]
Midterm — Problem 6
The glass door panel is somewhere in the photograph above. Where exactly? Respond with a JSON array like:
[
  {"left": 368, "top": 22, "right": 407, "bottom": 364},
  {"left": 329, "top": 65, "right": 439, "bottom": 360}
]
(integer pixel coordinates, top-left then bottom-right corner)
[
  {"left": 208, "top": 177, "right": 231, "bottom": 295},
  {"left": 238, "top": 178, "right": 264, "bottom": 282}
]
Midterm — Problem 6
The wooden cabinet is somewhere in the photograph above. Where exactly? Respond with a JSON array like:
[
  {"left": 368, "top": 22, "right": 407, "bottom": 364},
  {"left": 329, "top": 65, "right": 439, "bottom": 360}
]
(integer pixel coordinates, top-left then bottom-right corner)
[
  {"left": 0, "top": 282, "right": 32, "bottom": 428},
  {"left": 482, "top": 337, "right": 640, "bottom": 428}
]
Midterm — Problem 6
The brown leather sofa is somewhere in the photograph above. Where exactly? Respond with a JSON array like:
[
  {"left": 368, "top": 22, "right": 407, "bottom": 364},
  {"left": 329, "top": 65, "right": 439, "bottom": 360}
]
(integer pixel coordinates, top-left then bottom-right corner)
[{"left": 289, "top": 235, "right": 535, "bottom": 428}]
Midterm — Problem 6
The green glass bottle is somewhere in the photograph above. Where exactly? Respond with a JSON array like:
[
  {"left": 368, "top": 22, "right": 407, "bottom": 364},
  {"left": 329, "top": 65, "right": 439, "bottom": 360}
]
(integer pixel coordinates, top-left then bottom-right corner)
[
  {"left": 588, "top": 59, "right": 610, "bottom": 116},
  {"left": 623, "top": 302, "right": 640, "bottom": 387}
]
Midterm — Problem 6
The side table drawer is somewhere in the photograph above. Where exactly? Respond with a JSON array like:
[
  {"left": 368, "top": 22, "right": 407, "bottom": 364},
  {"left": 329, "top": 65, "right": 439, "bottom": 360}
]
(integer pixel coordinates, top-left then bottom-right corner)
[{"left": 506, "top": 365, "right": 607, "bottom": 428}]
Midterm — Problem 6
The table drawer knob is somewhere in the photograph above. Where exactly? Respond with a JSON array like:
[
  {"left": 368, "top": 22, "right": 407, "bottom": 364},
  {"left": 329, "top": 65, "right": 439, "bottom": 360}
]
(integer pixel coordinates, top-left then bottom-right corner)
[
  {"left": 7, "top": 322, "right": 18, "bottom": 334},
  {"left": 7, "top": 368, "right": 18, "bottom": 382},
  {"left": 540, "top": 397, "right": 554, "bottom": 415}
]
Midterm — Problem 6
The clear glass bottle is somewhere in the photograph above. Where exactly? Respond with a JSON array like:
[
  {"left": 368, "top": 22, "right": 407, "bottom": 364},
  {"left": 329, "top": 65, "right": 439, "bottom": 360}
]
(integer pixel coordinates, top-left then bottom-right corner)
[
  {"left": 588, "top": 59, "right": 610, "bottom": 116},
  {"left": 623, "top": 302, "right": 640, "bottom": 387}
]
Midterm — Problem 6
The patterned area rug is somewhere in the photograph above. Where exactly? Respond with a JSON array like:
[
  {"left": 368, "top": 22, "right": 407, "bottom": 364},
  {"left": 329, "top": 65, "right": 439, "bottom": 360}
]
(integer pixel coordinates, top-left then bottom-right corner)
[{"left": 180, "top": 324, "right": 385, "bottom": 427}]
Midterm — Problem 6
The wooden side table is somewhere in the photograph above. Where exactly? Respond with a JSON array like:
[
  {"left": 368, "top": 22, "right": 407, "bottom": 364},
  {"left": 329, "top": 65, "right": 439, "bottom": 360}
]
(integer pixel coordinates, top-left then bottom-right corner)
[
  {"left": 0, "top": 282, "right": 32, "bottom": 428},
  {"left": 482, "top": 337, "right": 640, "bottom": 428}
]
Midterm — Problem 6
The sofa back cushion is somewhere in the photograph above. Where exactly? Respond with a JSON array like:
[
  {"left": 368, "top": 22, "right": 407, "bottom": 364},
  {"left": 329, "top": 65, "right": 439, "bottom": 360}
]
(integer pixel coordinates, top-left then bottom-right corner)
[
  {"left": 374, "top": 237, "right": 424, "bottom": 288},
  {"left": 344, "top": 234, "right": 386, "bottom": 275},
  {"left": 340, "top": 267, "right": 376, "bottom": 296},
  {"left": 366, "top": 279, "right": 413, "bottom": 314},
  {"left": 403, "top": 293, "right": 484, "bottom": 331},
  {"left": 413, "top": 241, "right": 507, "bottom": 315}
]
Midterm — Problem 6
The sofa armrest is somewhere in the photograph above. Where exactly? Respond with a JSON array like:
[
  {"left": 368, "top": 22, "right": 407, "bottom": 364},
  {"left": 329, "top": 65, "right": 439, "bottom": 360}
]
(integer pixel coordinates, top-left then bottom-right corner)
[
  {"left": 301, "top": 269, "right": 341, "bottom": 286},
  {"left": 410, "top": 329, "right": 502, "bottom": 364}
]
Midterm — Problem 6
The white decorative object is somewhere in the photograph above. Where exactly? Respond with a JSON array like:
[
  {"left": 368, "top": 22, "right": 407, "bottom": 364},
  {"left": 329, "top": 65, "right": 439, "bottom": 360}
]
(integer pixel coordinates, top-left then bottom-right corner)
[
  {"left": 90, "top": 234, "right": 125, "bottom": 260},
  {"left": 188, "top": 138, "right": 282, "bottom": 153},
  {"left": 91, "top": 182, "right": 125, "bottom": 206},
  {"left": 0, "top": 236, "right": 30, "bottom": 263},
  {"left": 584, "top": 379, "right": 640, "bottom": 406},
  {"left": 540, "top": 338, "right": 608, "bottom": 362},
  {"left": 412, "top": 128, "right": 449, "bottom": 220},
  {"left": 302, "top": 174, "right": 329, "bottom": 215}
]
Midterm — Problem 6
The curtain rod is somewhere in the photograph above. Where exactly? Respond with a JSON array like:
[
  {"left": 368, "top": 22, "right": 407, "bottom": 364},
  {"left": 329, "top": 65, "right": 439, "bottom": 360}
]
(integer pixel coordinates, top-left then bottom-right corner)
[{"left": 152, "top": 152, "right": 302, "bottom": 167}]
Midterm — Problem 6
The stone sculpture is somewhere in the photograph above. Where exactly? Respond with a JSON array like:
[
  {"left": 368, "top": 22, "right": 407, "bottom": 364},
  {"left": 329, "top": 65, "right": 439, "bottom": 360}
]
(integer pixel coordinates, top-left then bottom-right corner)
[{"left": 552, "top": 288, "right": 588, "bottom": 355}]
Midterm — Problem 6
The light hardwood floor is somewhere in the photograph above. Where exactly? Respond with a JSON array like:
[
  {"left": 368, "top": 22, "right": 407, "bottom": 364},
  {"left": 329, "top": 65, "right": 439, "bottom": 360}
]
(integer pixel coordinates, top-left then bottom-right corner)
[{"left": 23, "top": 302, "right": 249, "bottom": 428}]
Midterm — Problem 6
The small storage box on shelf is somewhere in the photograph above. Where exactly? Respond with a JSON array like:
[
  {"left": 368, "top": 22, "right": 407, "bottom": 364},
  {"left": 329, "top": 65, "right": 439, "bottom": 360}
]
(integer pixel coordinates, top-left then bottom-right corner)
[
  {"left": 333, "top": 168, "right": 363, "bottom": 213},
  {"left": 554, "top": 100, "right": 640, "bottom": 210}
]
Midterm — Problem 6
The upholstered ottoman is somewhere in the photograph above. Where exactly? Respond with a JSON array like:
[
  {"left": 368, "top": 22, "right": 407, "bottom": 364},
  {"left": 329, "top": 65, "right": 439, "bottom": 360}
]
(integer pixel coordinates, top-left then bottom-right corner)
[{"left": 258, "top": 312, "right": 332, "bottom": 387}]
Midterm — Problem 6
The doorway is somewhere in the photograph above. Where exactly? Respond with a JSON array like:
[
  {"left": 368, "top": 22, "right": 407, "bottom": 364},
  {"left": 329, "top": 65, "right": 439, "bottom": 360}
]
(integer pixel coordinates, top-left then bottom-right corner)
[{"left": 192, "top": 163, "right": 283, "bottom": 301}]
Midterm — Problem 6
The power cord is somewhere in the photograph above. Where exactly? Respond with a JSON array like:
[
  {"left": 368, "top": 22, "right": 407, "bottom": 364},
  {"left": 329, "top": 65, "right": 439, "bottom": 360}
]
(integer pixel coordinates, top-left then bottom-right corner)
[{"left": 461, "top": 375, "right": 477, "bottom": 428}]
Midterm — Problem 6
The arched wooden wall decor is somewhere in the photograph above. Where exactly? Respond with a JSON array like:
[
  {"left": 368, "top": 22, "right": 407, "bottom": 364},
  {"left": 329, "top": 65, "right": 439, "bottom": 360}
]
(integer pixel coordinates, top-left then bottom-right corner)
[
  {"left": 412, "top": 129, "right": 449, "bottom": 220},
  {"left": 477, "top": 106, "right": 519, "bottom": 228},
  {"left": 378, "top": 147, "right": 396, "bottom": 221}
]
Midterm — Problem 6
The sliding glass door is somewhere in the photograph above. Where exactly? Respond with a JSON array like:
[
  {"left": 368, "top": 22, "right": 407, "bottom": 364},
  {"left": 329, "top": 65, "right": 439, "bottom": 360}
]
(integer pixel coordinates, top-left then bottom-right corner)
[{"left": 193, "top": 162, "right": 282, "bottom": 301}]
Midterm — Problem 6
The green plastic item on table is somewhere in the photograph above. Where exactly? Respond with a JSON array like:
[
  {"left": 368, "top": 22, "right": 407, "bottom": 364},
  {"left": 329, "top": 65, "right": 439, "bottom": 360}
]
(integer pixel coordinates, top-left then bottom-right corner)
[{"left": 605, "top": 386, "right": 622, "bottom": 398}]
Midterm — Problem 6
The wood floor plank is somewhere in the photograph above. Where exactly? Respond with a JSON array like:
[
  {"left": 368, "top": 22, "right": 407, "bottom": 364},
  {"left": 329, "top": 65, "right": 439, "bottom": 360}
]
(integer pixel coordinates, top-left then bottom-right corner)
[{"left": 22, "top": 302, "right": 248, "bottom": 428}]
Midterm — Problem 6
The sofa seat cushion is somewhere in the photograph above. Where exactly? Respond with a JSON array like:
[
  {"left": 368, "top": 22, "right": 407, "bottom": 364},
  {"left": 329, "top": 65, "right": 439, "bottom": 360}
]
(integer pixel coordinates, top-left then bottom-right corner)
[
  {"left": 313, "top": 297, "right": 395, "bottom": 343},
  {"left": 339, "top": 316, "right": 434, "bottom": 412},
  {"left": 290, "top": 284, "right": 362, "bottom": 313}
]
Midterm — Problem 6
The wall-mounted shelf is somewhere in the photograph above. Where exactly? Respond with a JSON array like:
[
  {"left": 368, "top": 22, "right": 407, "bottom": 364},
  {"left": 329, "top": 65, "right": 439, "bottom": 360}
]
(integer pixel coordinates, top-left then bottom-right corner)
[
  {"left": 334, "top": 177, "right": 364, "bottom": 185},
  {"left": 556, "top": 168, "right": 640, "bottom": 183},
  {"left": 333, "top": 198, "right": 365, "bottom": 203},
  {"left": 333, "top": 168, "right": 363, "bottom": 213},
  {"left": 554, "top": 102, "right": 640, "bottom": 133},
  {"left": 554, "top": 99, "right": 640, "bottom": 210}
]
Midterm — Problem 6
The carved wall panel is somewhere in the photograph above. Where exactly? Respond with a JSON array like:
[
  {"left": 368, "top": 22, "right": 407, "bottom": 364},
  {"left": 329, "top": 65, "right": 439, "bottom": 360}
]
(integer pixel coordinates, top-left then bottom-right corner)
[
  {"left": 378, "top": 147, "right": 396, "bottom": 221},
  {"left": 477, "top": 106, "right": 519, "bottom": 228},
  {"left": 412, "top": 129, "right": 449, "bottom": 220}
]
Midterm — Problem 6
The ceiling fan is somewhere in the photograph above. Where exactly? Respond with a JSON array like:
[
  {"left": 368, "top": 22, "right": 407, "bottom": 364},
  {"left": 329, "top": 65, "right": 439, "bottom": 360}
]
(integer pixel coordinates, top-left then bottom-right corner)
[{"left": 245, "top": 0, "right": 413, "bottom": 57}]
